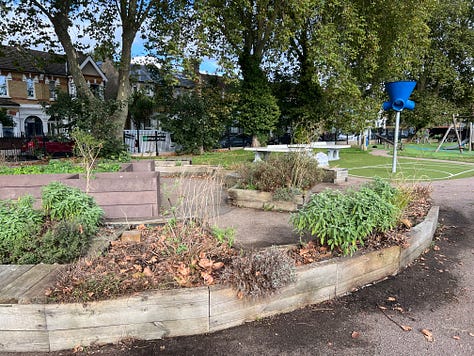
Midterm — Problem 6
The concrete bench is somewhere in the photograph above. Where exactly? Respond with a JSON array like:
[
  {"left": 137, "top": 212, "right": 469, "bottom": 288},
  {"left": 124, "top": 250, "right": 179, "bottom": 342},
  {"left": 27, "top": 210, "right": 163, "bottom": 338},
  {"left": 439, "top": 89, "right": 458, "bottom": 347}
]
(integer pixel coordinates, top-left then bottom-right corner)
[
  {"left": 244, "top": 145, "right": 310, "bottom": 162},
  {"left": 245, "top": 143, "right": 351, "bottom": 163}
]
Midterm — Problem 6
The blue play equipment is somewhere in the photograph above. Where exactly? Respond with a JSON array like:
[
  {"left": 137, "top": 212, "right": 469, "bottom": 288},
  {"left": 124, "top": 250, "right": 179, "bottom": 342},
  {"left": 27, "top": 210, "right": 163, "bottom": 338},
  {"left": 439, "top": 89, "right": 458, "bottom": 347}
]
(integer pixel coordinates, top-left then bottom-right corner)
[
  {"left": 382, "top": 80, "right": 416, "bottom": 173},
  {"left": 383, "top": 81, "right": 416, "bottom": 112}
]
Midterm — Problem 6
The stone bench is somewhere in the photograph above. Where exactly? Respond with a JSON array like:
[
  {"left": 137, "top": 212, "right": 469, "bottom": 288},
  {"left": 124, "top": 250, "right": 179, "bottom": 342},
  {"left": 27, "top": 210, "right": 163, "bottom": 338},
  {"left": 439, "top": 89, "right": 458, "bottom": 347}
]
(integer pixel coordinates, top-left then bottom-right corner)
[{"left": 245, "top": 143, "right": 351, "bottom": 165}]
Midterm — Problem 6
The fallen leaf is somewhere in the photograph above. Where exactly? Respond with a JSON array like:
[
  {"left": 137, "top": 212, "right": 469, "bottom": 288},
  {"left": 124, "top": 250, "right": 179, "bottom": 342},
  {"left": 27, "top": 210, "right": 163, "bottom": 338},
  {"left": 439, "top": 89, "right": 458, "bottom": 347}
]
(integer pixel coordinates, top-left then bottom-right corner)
[
  {"left": 198, "top": 258, "right": 214, "bottom": 269},
  {"left": 136, "top": 224, "right": 147, "bottom": 230},
  {"left": 387, "top": 296, "right": 397, "bottom": 302},
  {"left": 177, "top": 263, "right": 190, "bottom": 276},
  {"left": 433, "top": 245, "right": 440, "bottom": 251},
  {"left": 73, "top": 345, "right": 84, "bottom": 353},
  {"left": 394, "top": 307, "right": 404, "bottom": 312},
  {"left": 421, "top": 329, "right": 434, "bottom": 342},
  {"left": 400, "top": 218, "right": 412, "bottom": 228},
  {"left": 351, "top": 331, "right": 360, "bottom": 339},
  {"left": 132, "top": 272, "right": 142, "bottom": 279},
  {"left": 469, "top": 332, "right": 474, "bottom": 337},
  {"left": 400, "top": 325, "right": 412, "bottom": 332},
  {"left": 212, "top": 261, "right": 224, "bottom": 270},
  {"left": 378, "top": 305, "right": 387, "bottom": 310},
  {"left": 84, "top": 259, "right": 93, "bottom": 267},
  {"left": 143, "top": 267, "right": 154, "bottom": 277},
  {"left": 201, "top": 271, "right": 214, "bottom": 285},
  {"left": 452, "top": 335, "right": 460, "bottom": 340}
]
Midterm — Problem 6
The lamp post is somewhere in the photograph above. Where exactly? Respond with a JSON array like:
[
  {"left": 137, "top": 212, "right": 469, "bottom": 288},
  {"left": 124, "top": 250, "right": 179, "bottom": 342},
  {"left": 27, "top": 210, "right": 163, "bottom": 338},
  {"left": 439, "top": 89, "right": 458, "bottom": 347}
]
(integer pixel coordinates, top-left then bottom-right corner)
[{"left": 382, "top": 81, "right": 416, "bottom": 173}]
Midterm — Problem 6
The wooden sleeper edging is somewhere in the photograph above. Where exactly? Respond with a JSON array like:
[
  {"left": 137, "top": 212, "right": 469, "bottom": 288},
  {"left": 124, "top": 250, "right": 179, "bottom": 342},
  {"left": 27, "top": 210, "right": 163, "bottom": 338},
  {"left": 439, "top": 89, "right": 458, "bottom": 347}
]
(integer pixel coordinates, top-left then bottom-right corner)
[{"left": 0, "top": 206, "right": 439, "bottom": 352}]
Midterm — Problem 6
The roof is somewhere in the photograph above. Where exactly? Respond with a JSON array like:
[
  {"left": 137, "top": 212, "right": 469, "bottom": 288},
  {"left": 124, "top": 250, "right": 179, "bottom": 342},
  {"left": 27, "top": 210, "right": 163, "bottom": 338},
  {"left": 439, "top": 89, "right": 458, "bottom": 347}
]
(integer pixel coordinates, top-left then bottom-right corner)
[
  {"left": 0, "top": 46, "right": 68, "bottom": 75},
  {"left": 0, "top": 46, "right": 104, "bottom": 79},
  {"left": 129, "top": 64, "right": 198, "bottom": 88}
]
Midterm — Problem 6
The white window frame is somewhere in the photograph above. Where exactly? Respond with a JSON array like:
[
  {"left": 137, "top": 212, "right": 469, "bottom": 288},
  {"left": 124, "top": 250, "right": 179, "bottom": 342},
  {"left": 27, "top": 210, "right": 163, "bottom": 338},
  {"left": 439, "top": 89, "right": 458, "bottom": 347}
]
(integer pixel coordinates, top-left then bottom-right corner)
[
  {"left": 0, "top": 72, "right": 12, "bottom": 97},
  {"left": 68, "top": 78, "right": 77, "bottom": 98},
  {"left": 23, "top": 75, "right": 38, "bottom": 99},
  {"left": 47, "top": 78, "right": 58, "bottom": 100}
]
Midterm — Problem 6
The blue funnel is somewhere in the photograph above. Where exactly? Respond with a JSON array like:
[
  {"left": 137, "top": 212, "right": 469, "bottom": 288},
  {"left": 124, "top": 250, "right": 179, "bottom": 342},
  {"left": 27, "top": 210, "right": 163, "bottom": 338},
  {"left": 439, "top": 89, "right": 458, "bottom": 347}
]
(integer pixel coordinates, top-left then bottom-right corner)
[{"left": 383, "top": 81, "right": 416, "bottom": 111}]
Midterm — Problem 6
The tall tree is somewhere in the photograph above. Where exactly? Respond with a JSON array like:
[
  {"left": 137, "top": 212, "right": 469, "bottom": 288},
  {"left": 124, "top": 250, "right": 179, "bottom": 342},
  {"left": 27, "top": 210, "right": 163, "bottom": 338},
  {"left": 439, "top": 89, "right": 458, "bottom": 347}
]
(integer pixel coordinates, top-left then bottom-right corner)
[
  {"left": 196, "top": 0, "right": 297, "bottom": 146},
  {"left": 3, "top": 1, "right": 169, "bottom": 139}
]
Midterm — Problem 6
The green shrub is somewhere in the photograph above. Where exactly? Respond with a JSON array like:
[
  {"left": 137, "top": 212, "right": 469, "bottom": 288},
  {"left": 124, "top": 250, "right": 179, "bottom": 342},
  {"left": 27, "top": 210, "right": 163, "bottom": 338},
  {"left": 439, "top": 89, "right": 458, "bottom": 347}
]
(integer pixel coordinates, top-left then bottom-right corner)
[
  {"left": 0, "top": 196, "right": 43, "bottom": 264},
  {"left": 211, "top": 226, "right": 235, "bottom": 247},
  {"left": 237, "top": 152, "right": 323, "bottom": 192},
  {"left": 291, "top": 181, "right": 401, "bottom": 256},
  {"left": 37, "top": 220, "right": 92, "bottom": 264},
  {"left": 0, "top": 182, "right": 104, "bottom": 264},
  {"left": 222, "top": 247, "right": 296, "bottom": 298},
  {"left": 42, "top": 182, "right": 104, "bottom": 234}
]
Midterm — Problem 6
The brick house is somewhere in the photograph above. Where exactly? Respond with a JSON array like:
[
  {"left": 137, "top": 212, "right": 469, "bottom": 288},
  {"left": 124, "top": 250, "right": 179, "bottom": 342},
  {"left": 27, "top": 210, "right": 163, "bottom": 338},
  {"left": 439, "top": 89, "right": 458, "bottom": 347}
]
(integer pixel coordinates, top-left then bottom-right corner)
[{"left": 0, "top": 46, "right": 107, "bottom": 137}]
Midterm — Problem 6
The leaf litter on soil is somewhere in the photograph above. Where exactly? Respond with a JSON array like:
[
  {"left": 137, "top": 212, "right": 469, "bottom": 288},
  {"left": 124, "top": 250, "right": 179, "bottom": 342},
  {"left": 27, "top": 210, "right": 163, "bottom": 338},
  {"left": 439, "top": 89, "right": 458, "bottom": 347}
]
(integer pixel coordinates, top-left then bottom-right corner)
[{"left": 45, "top": 188, "right": 432, "bottom": 303}]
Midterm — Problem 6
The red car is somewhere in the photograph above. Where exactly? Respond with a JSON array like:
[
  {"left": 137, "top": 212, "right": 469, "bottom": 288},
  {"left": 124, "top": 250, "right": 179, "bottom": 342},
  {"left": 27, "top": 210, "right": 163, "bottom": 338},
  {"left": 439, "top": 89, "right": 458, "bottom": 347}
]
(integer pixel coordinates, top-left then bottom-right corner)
[{"left": 21, "top": 136, "right": 74, "bottom": 157}]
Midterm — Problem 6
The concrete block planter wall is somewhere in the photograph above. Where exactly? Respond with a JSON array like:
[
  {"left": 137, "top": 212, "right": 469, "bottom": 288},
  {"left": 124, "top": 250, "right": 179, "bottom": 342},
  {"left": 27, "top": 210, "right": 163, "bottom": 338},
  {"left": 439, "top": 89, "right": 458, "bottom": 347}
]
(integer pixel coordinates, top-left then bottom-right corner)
[
  {"left": 227, "top": 187, "right": 305, "bottom": 212},
  {"left": 0, "top": 206, "right": 438, "bottom": 352}
]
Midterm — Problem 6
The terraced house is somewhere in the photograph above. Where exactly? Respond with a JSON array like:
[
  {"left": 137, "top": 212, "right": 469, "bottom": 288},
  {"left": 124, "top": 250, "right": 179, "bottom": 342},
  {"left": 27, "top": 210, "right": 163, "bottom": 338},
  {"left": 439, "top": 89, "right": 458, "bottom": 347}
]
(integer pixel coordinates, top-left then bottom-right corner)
[{"left": 0, "top": 46, "right": 107, "bottom": 138}]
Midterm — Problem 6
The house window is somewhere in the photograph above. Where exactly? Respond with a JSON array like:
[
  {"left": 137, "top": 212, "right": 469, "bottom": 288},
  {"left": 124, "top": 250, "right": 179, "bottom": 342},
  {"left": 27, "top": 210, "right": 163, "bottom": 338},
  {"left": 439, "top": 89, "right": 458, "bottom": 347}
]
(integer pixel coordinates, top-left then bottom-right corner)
[
  {"left": 0, "top": 75, "right": 8, "bottom": 96},
  {"left": 68, "top": 80, "right": 76, "bottom": 97},
  {"left": 90, "top": 83, "right": 103, "bottom": 99},
  {"left": 26, "top": 78, "right": 35, "bottom": 98},
  {"left": 49, "top": 80, "right": 57, "bottom": 100}
]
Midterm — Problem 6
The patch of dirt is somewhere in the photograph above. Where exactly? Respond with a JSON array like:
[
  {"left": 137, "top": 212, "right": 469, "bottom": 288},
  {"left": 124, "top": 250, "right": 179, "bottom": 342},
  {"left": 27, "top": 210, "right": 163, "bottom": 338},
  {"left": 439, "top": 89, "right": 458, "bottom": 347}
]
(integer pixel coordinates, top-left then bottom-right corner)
[{"left": 46, "top": 223, "right": 236, "bottom": 303}]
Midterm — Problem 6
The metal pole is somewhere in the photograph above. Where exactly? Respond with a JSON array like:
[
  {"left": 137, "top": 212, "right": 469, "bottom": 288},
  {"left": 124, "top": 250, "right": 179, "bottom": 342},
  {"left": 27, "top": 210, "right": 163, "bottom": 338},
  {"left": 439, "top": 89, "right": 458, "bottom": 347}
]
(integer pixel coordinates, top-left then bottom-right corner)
[
  {"left": 470, "top": 122, "right": 473, "bottom": 152},
  {"left": 392, "top": 111, "right": 401, "bottom": 173}
]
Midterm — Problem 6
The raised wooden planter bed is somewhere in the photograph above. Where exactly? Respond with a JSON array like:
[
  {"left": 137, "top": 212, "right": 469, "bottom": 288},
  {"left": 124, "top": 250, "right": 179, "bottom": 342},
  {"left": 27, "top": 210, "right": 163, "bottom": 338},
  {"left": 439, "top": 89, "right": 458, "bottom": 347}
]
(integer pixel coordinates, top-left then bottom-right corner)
[
  {"left": 0, "top": 206, "right": 439, "bottom": 352},
  {"left": 0, "top": 161, "right": 160, "bottom": 219}
]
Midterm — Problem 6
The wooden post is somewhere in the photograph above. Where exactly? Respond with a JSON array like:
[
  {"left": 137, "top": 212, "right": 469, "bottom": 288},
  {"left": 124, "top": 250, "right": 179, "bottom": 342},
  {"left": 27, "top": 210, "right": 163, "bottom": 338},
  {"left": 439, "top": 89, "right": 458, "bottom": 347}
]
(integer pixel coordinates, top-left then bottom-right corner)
[
  {"left": 435, "top": 124, "right": 453, "bottom": 152},
  {"left": 452, "top": 115, "right": 463, "bottom": 154}
]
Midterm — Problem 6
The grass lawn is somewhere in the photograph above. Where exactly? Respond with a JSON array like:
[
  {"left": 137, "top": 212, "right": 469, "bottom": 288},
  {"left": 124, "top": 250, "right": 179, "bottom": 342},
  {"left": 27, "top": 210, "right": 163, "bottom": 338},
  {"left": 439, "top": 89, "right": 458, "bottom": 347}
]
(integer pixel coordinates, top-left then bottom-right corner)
[
  {"left": 166, "top": 146, "right": 474, "bottom": 181},
  {"left": 397, "top": 143, "right": 474, "bottom": 163},
  {"left": 172, "top": 149, "right": 255, "bottom": 169},
  {"left": 333, "top": 147, "right": 474, "bottom": 181}
]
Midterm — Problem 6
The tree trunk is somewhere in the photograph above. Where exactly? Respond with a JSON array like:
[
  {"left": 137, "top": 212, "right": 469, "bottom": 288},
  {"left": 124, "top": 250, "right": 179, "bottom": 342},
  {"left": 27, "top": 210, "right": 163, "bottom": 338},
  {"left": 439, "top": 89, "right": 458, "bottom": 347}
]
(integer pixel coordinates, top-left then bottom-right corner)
[{"left": 50, "top": 14, "right": 94, "bottom": 101}]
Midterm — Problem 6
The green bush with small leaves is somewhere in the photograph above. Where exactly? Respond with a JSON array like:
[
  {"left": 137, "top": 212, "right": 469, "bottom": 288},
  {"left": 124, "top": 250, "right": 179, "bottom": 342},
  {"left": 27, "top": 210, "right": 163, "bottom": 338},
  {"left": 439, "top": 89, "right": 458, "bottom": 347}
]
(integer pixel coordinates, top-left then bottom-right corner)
[
  {"left": 37, "top": 219, "right": 93, "bottom": 264},
  {"left": 291, "top": 179, "right": 401, "bottom": 256},
  {"left": 0, "top": 196, "right": 43, "bottom": 264},
  {"left": 42, "top": 182, "right": 104, "bottom": 234},
  {"left": 0, "top": 182, "right": 104, "bottom": 264}
]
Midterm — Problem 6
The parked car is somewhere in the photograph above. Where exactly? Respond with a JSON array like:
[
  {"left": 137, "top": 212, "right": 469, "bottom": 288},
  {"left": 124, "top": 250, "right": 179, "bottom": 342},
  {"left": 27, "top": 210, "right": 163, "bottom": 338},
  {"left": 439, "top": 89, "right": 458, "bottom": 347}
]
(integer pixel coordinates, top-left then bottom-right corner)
[
  {"left": 219, "top": 135, "right": 252, "bottom": 148},
  {"left": 21, "top": 136, "right": 74, "bottom": 157}
]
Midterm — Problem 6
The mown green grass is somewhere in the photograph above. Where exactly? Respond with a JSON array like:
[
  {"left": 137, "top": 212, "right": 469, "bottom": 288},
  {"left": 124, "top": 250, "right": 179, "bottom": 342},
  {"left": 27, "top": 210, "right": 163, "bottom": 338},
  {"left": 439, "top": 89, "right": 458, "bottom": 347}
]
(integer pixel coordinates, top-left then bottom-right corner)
[
  {"left": 398, "top": 143, "right": 474, "bottom": 163},
  {"left": 333, "top": 147, "right": 474, "bottom": 181},
  {"left": 179, "top": 149, "right": 255, "bottom": 168},
  {"left": 172, "top": 147, "right": 474, "bottom": 181}
]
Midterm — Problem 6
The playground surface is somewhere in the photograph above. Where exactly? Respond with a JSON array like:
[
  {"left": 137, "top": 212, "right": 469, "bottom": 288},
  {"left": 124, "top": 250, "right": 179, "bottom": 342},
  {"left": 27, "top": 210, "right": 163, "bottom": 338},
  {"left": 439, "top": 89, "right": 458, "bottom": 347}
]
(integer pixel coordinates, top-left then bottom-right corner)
[{"left": 345, "top": 148, "right": 474, "bottom": 181}]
